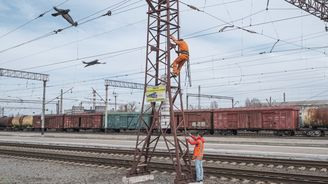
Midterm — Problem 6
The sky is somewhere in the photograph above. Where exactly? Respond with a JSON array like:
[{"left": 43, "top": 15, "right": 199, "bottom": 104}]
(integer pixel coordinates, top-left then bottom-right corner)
[{"left": 0, "top": 0, "right": 328, "bottom": 115}]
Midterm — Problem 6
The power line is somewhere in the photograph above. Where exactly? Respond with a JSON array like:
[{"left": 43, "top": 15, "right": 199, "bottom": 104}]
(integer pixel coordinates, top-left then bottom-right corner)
[
  {"left": 0, "top": 19, "right": 146, "bottom": 66},
  {"left": 21, "top": 45, "right": 145, "bottom": 70},
  {"left": 181, "top": 1, "right": 326, "bottom": 55},
  {"left": 0, "top": 0, "right": 70, "bottom": 40},
  {"left": 0, "top": 0, "right": 142, "bottom": 55}
]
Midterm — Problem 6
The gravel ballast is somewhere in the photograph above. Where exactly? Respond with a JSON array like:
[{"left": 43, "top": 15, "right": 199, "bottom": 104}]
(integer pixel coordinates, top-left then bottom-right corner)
[{"left": 0, "top": 155, "right": 239, "bottom": 184}]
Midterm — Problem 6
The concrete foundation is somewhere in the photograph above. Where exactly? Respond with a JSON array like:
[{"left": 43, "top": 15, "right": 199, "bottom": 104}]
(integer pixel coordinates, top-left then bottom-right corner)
[{"left": 122, "top": 174, "right": 154, "bottom": 184}]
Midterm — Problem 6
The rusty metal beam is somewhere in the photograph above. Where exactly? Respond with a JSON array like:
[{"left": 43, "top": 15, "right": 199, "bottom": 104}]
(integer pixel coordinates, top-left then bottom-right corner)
[
  {"left": 0, "top": 68, "right": 48, "bottom": 136},
  {"left": 104, "top": 79, "right": 153, "bottom": 90},
  {"left": 0, "top": 68, "right": 48, "bottom": 81},
  {"left": 145, "top": 0, "right": 157, "bottom": 13},
  {"left": 127, "top": 0, "right": 193, "bottom": 183},
  {"left": 285, "top": 0, "right": 328, "bottom": 22}
]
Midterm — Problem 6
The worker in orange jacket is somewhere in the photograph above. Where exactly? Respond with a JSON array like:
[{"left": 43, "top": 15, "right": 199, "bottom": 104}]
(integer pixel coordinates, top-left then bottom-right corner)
[
  {"left": 187, "top": 132, "right": 205, "bottom": 182},
  {"left": 170, "top": 35, "right": 189, "bottom": 77}
]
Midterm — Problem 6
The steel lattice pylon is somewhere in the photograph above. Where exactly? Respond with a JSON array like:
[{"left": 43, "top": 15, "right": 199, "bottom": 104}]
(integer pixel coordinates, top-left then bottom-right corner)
[
  {"left": 127, "top": 0, "right": 193, "bottom": 183},
  {"left": 285, "top": 0, "right": 328, "bottom": 22}
]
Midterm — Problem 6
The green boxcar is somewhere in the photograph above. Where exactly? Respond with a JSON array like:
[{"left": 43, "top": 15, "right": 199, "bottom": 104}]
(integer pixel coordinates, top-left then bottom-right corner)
[{"left": 105, "top": 112, "right": 152, "bottom": 130}]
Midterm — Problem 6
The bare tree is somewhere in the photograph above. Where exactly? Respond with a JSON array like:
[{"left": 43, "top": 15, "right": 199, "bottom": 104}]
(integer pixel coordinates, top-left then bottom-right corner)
[
  {"left": 210, "top": 101, "right": 218, "bottom": 109},
  {"left": 117, "top": 104, "right": 127, "bottom": 112},
  {"left": 126, "top": 102, "right": 137, "bottom": 112},
  {"left": 245, "top": 98, "right": 263, "bottom": 107}
]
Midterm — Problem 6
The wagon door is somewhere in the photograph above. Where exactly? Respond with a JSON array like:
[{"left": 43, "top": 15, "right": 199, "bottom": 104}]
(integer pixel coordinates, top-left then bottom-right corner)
[
  {"left": 238, "top": 112, "right": 248, "bottom": 129},
  {"left": 262, "top": 112, "right": 275, "bottom": 129}
]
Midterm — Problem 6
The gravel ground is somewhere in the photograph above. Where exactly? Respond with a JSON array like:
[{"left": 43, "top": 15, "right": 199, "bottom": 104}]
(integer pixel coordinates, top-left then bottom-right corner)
[{"left": 0, "top": 155, "right": 240, "bottom": 184}]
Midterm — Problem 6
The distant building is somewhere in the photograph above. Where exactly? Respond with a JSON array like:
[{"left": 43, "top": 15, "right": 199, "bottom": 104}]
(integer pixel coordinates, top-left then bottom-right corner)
[
  {"left": 95, "top": 106, "right": 106, "bottom": 113},
  {"left": 64, "top": 105, "right": 106, "bottom": 114},
  {"left": 273, "top": 100, "right": 328, "bottom": 107},
  {"left": 64, "top": 105, "right": 85, "bottom": 114}
]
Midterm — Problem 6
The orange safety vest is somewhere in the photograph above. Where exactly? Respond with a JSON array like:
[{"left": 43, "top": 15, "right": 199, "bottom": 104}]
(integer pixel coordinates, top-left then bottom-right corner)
[
  {"left": 192, "top": 139, "right": 204, "bottom": 160},
  {"left": 175, "top": 40, "right": 189, "bottom": 55}
]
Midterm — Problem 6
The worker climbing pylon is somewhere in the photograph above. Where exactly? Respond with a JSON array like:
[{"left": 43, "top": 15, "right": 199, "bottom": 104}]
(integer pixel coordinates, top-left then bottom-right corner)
[{"left": 170, "top": 35, "right": 189, "bottom": 77}]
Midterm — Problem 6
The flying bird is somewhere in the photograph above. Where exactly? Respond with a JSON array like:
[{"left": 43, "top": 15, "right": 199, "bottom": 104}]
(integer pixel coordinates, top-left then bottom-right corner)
[
  {"left": 52, "top": 7, "right": 78, "bottom": 27},
  {"left": 82, "top": 59, "right": 106, "bottom": 68}
]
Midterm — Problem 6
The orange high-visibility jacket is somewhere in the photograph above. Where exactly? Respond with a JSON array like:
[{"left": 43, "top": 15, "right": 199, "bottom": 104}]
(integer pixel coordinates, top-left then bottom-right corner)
[
  {"left": 187, "top": 135, "right": 205, "bottom": 160},
  {"left": 175, "top": 40, "right": 189, "bottom": 55}
]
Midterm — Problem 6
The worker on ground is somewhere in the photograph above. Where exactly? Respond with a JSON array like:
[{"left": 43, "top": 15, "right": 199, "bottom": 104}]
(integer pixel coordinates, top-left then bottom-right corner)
[
  {"left": 170, "top": 35, "right": 189, "bottom": 77},
  {"left": 187, "top": 132, "right": 205, "bottom": 183}
]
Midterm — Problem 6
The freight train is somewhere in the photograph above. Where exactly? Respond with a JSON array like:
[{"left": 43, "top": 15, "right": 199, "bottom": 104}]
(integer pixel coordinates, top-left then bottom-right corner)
[{"left": 0, "top": 106, "right": 327, "bottom": 136}]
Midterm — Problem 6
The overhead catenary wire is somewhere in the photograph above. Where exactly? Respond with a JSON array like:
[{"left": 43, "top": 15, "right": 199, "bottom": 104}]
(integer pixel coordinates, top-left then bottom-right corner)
[
  {"left": 0, "top": 0, "right": 142, "bottom": 55},
  {"left": 180, "top": 1, "right": 325, "bottom": 55},
  {"left": 5, "top": 42, "right": 322, "bottom": 93},
  {"left": 19, "top": 24, "right": 328, "bottom": 72},
  {"left": 0, "top": 19, "right": 146, "bottom": 66},
  {"left": 0, "top": 0, "right": 242, "bottom": 67},
  {"left": 0, "top": 0, "right": 70, "bottom": 40},
  {"left": 4, "top": 51, "right": 326, "bottom": 94},
  {"left": 22, "top": 45, "right": 145, "bottom": 70},
  {"left": 4, "top": 31, "right": 326, "bottom": 94},
  {"left": 0, "top": 1, "right": 315, "bottom": 69}
]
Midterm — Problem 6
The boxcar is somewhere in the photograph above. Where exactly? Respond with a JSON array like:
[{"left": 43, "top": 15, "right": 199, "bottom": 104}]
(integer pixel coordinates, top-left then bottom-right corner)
[
  {"left": 175, "top": 110, "right": 213, "bottom": 131},
  {"left": 213, "top": 107, "right": 299, "bottom": 134},
  {"left": 33, "top": 115, "right": 65, "bottom": 130},
  {"left": 64, "top": 113, "right": 103, "bottom": 130},
  {"left": 105, "top": 112, "right": 151, "bottom": 131}
]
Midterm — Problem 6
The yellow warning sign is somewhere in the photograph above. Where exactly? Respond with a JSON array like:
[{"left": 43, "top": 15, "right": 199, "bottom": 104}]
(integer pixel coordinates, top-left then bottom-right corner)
[{"left": 146, "top": 85, "right": 165, "bottom": 102}]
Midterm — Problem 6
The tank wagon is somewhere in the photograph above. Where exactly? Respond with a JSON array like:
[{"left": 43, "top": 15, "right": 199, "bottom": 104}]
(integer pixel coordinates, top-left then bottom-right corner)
[
  {"left": 300, "top": 107, "right": 328, "bottom": 136},
  {"left": 10, "top": 115, "right": 33, "bottom": 129},
  {"left": 0, "top": 116, "right": 13, "bottom": 130}
]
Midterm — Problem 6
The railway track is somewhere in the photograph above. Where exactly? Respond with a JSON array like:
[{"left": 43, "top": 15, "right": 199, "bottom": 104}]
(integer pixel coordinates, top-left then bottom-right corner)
[
  {"left": 1, "top": 141, "right": 327, "bottom": 169},
  {"left": 0, "top": 142, "right": 327, "bottom": 183}
]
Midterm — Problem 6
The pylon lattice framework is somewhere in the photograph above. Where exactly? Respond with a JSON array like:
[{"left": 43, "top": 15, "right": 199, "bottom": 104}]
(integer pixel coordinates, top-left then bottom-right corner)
[
  {"left": 285, "top": 0, "right": 328, "bottom": 22},
  {"left": 127, "top": 0, "right": 193, "bottom": 183}
]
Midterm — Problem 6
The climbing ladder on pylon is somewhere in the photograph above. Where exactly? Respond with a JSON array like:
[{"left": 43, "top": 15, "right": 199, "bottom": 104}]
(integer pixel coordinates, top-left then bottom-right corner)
[{"left": 126, "top": 0, "right": 193, "bottom": 184}]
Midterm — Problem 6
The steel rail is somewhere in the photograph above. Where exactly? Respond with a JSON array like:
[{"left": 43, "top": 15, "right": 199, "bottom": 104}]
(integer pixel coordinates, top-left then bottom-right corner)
[
  {"left": 1, "top": 142, "right": 328, "bottom": 169},
  {"left": 0, "top": 147, "right": 327, "bottom": 184}
]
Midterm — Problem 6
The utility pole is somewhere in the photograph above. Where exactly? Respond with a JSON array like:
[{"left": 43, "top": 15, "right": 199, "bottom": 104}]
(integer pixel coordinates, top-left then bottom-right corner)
[
  {"left": 60, "top": 89, "right": 63, "bottom": 114},
  {"left": 47, "top": 87, "right": 73, "bottom": 114},
  {"left": 198, "top": 85, "right": 201, "bottom": 109},
  {"left": 41, "top": 80, "right": 46, "bottom": 135},
  {"left": 283, "top": 92, "right": 286, "bottom": 102},
  {"left": 266, "top": 96, "right": 272, "bottom": 106},
  {"left": 0, "top": 107, "right": 4, "bottom": 116},
  {"left": 104, "top": 84, "right": 109, "bottom": 132},
  {"left": 92, "top": 89, "right": 96, "bottom": 110},
  {"left": 113, "top": 92, "right": 117, "bottom": 111},
  {"left": 126, "top": 1, "right": 193, "bottom": 183},
  {"left": 56, "top": 100, "right": 59, "bottom": 114}
]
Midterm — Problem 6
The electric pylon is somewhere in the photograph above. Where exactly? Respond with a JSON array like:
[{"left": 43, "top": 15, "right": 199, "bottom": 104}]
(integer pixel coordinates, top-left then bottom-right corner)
[{"left": 127, "top": 0, "right": 193, "bottom": 183}]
